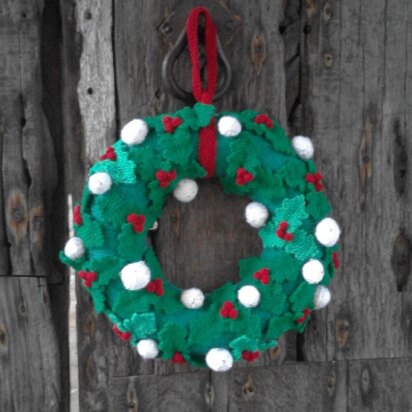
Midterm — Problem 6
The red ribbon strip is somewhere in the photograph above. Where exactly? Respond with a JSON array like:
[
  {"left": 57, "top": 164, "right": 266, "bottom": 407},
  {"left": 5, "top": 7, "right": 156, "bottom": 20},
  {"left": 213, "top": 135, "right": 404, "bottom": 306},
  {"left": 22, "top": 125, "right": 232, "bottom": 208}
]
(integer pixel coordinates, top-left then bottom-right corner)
[{"left": 186, "top": 7, "right": 219, "bottom": 177}]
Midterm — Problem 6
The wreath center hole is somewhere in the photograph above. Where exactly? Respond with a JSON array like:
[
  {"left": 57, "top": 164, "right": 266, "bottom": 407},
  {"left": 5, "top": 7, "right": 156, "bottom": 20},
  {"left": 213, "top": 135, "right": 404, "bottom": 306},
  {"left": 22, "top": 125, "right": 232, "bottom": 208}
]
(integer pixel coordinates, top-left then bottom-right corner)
[{"left": 154, "top": 179, "right": 261, "bottom": 293}]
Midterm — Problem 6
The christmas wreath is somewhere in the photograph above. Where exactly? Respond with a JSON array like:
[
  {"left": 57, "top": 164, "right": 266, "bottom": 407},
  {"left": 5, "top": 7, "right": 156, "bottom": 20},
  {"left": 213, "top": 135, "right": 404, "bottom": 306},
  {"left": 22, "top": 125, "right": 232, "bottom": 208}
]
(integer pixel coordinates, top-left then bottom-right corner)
[{"left": 60, "top": 7, "right": 340, "bottom": 371}]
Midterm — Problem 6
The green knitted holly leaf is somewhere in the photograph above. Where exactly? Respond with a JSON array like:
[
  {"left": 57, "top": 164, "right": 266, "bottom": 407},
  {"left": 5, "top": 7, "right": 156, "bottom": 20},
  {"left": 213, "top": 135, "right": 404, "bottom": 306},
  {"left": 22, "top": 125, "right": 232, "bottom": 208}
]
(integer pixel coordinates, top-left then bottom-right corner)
[
  {"left": 306, "top": 191, "right": 332, "bottom": 220},
  {"left": 88, "top": 257, "right": 122, "bottom": 288},
  {"left": 226, "top": 136, "right": 260, "bottom": 175},
  {"left": 277, "top": 158, "right": 307, "bottom": 191},
  {"left": 209, "top": 283, "right": 237, "bottom": 305},
  {"left": 265, "top": 313, "right": 296, "bottom": 340},
  {"left": 253, "top": 169, "right": 286, "bottom": 200},
  {"left": 158, "top": 323, "right": 189, "bottom": 358},
  {"left": 59, "top": 251, "right": 86, "bottom": 271},
  {"left": 259, "top": 284, "right": 287, "bottom": 315},
  {"left": 89, "top": 288, "right": 106, "bottom": 313},
  {"left": 285, "top": 229, "right": 321, "bottom": 262},
  {"left": 264, "top": 122, "right": 295, "bottom": 155},
  {"left": 289, "top": 282, "right": 316, "bottom": 313},
  {"left": 275, "top": 195, "right": 308, "bottom": 229},
  {"left": 229, "top": 310, "right": 262, "bottom": 339},
  {"left": 123, "top": 312, "right": 157, "bottom": 339},
  {"left": 128, "top": 146, "right": 159, "bottom": 182},
  {"left": 268, "top": 254, "right": 301, "bottom": 283},
  {"left": 194, "top": 103, "right": 215, "bottom": 127},
  {"left": 75, "top": 215, "right": 104, "bottom": 248},
  {"left": 90, "top": 146, "right": 137, "bottom": 185},
  {"left": 159, "top": 130, "right": 193, "bottom": 165},
  {"left": 112, "top": 290, "right": 153, "bottom": 317}
]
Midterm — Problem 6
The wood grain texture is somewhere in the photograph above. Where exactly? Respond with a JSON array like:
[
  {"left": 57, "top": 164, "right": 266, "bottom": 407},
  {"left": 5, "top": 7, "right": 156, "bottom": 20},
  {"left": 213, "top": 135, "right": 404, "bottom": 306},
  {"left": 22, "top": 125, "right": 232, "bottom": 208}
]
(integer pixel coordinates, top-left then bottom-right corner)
[
  {"left": 0, "top": 277, "right": 61, "bottom": 411},
  {"left": 301, "top": 0, "right": 412, "bottom": 362}
]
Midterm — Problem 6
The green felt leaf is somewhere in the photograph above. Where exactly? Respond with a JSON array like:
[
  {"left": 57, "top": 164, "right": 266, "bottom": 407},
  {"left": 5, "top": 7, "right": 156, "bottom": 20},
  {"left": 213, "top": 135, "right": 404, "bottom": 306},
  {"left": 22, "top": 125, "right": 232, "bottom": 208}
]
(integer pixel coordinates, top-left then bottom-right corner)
[
  {"left": 306, "top": 191, "right": 332, "bottom": 220},
  {"left": 117, "top": 224, "right": 147, "bottom": 261},
  {"left": 265, "top": 313, "right": 296, "bottom": 340},
  {"left": 112, "top": 290, "right": 153, "bottom": 317},
  {"left": 75, "top": 215, "right": 104, "bottom": 248},
  {"left": 277, "top": 158, "right": 307, "bottom": 190},
  {"left": 128, "top": 146, "right": 159, "bottom": 182},
  {"left": 193, "top": 103, "right": 215, "bottom": 127},
  {"left": 123, "top": 312, "right": 157, "bottom": 339},
  {"left": 259, "top": 284, "right": 288, "bottom": 315},
  {"left": 59, "top": 251, "right": 86, "bottom": 271},
  {"left": 159, "top": 130, "right": 193, "bottom": 165},
  {"left": 289, "top": 282, "right": 316, "bottom": 313},
  {"left": 264, "top": 122, "right": 295, "bottom": 155},
  {"left": 89, "top": 288, "right": 106, "bottom": 313},
  {"left": 158, "top": 323, "right": 189, "bottom": 358}
]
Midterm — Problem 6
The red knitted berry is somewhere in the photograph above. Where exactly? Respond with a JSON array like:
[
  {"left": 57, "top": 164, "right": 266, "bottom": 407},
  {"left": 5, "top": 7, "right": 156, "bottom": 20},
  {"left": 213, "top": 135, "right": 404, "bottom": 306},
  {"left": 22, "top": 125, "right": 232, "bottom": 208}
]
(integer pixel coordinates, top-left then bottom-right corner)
[
  {"left": 276, "top": 221, "right": 294, "bottom": 241},
  {"left": 100, "top": 146, "right": 117, "bottom": 161},
  {"left": 156, "top": 170, "right": 177, "bottom": 188},
  {"left": 162, "top": 116, "right": 183, "bottom": 133},
  {"left": 112, "top": 325, "right": 131, "bottom": 341},
  {"left": 220, "top": 301, "right": 238, "bottom": 319},
  {"left": 241, "top": 350, "right": 260, "bottom": 362},
  {"left": 235, "top": 168, "right": 254, "bottom": 186},
  {"left": 126, "top": 213, "right": 146, "bottom": 233},
  {"left": 73, "top": 205, "right": 83, "bottom": 226},
  {"left": 305, "top": 172, "right": 323, "bottom": 191},
  {"left": 296, "top": 308, "right": 311, "bottom": 324},
  {"left": 253, "top": 268, "right": 270, "bottom": 285},
  {"left": 171, "top": 352, "right": 186, "bottom": 364},
  {"left": 78, "top": 271, "right": 97, "bottom": 288},
  {"left": 332, "top": 251, "right": 340, "bottom": 269},
  {"left": 146, "top": 279, "right": 164, "bottom": 296},
  {"left": 254, "top": 114, "right": 274, "bottom": 129}
]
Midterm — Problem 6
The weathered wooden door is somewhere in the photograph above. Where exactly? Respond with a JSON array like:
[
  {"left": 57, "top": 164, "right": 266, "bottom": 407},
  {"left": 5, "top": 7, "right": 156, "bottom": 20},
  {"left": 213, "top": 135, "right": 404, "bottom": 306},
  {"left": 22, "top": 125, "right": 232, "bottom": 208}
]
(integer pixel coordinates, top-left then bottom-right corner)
[{"left": 2, "top": 0, "right": 412, "bottom": 411}]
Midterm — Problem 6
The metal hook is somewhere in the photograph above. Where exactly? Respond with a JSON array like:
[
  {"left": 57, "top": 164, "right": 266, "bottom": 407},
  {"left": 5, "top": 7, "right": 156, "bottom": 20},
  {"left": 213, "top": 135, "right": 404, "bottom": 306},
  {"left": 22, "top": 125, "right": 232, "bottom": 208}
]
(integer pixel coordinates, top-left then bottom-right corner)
[{"left": 162, "top": 25, "right": 232, "bottom": 104}]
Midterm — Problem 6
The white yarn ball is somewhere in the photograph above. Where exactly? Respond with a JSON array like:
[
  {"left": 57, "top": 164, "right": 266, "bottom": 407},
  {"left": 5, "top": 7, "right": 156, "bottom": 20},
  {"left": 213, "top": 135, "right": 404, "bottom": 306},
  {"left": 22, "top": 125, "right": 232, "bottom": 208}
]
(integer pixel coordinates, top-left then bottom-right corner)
[
  {"left": 245, "top": 202, "right": 269, "bottom": 228},
  {"left": 291, "top": 135, "right": 314, "bottom": 160},
  {"left": 302, "top": 259, "right": 325, "bottom": 284},
  {"left": 205, "top": 348, "right": 233, "bottom": 372},
  {"left": 217, "top": 116, "right": 242, "bottom": 137},
  {"left": 88, "top": 172, "right": 112, "bottom": 195},
  {"left": 120, "top": 261, "right": 151, "bottom": 290},
  {"left": 137, "top": 339, "right": 159, "bottom": 359},
  {"left": 314, "top": 285, "right": 331, "bottom": 310},
  {"left": 149, "top": 221, "right": 158, "bottom": 231},
  {"left": 237, "top": 285, "right": 260, "bottom": 308},
  {"left": 315, "top": 217, "right": 341, "bottom": 247},
  {"left": 173, "top": 179, "right": 198, "bottom": 203},
  {"left": 181, "top": 288, "right": 205, "bottom": 309},
  {"left": 121, "top": 119, "right": 149, "bottom": 145},
  {"left": 64, "top": 237, "right": 85, "bottom": 260}
]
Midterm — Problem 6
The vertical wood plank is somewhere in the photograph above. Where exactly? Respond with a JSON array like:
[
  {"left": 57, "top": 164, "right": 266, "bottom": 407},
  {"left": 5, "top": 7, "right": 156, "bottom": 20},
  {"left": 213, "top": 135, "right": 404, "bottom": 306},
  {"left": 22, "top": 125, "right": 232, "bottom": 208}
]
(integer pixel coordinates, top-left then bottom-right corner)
[
  {"left": 301, "top": 0, "right": 412, "bottom": 361},
  {"left": 0, "top": 0, "right": 68, "bottom": 410}
]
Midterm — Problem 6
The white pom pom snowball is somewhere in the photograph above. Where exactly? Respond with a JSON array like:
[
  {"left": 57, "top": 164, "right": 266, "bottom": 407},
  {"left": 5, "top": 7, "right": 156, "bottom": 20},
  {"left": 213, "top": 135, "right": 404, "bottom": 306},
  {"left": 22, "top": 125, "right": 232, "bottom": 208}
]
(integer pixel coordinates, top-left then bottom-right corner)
[
  {"left": 64, "top": 237, "right": 85, "bottom": 260},
  {"left": 205, "top": 348, "right": 233, "bottom": 372},
  {"left": 314, "top": 285, "right": 331, "bottom": 310},
  {"left": 88, "top": 172, "right": 112, "bottom": 195},
  {"left": 237, "top": 285, "right": 260, "bottom": 308},
  {"left": 173, "top": 179, "right": 199, "bottom": 203},
  {"left": 137, "top": 339, "right": 159, "bottom": 359},
  {"left": 149, "top": 221, "right": 158, "bottom": 231},
  {"left": 120, "top": 261, "right": 151, "bottom": 290},
  {"left": 315, "top": 217, "right": 341, "bottom": 247},
  {"left": 121, "top": 119, "right": 149, "bottom": 145},
  {"left": 218, "top": 116, "right": 242, "bottom": 137},
  {"left": 245, "top": 202, "right": 269, "bottom": 228},
  {"left": 302, "top": 259, "right": 325, "bottom": 284},
  {"left": 181, "top": 288, "right": 205, "bottom": 309},
  {"left": 291, "top": 135, "right": 314, "bottom": 160}
]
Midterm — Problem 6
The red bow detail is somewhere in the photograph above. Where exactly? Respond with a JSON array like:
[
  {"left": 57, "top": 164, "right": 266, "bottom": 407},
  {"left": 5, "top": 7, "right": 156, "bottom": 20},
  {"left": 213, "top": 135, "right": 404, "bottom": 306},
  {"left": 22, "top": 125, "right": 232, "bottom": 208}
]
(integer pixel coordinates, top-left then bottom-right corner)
[
  {"left": 276, "top": 221, "right": 294, "bottom": 241},
  {"left": 296, "top": 308, "right": 311, "bottom": 324},
  {"left": 253, "top": 268, "right": 270, "bottom": 285},
  {"left": 163, "top": 116, "right": 183, "bottom": 133},
  {"left": 220, "top": 301, "right": 238, "bottom": 319},
  {"left": 242, "top": 350, "right": 260, "bottom": 362},
  {"left": 100, "top": 146, "right": 117, "bottom": 161},
  {"left": 146, "top": 279, "right": 164, "bottom": 296},
  {"left": 112, "top": 325, "right": 131, "bottom": 341},
  {"left": 332, "top": 251, "right": 340, "bottom": 269},
  {"left": 127, "top": 213, "right": 146, "bottom": 233},
  {"left": 235, "top": 168, "right": 254, "bottom": 186},
  {"left": 73, "top": 204, "right": 83, "bottom": 225},
  {"left": 171, "top": 352, "right": 186, "bottom": 364},
  {"left": 155, "top": 170, "right": 177, "bottom": 188},
  {"left": 254, "top": 114, "right": 274, "bottom": 129},
  {"left": 78, "top": 271, "right": 97, "bottom": 288},
  {"left": 305, "top": 172, "right": 323, "bottom": 191}
]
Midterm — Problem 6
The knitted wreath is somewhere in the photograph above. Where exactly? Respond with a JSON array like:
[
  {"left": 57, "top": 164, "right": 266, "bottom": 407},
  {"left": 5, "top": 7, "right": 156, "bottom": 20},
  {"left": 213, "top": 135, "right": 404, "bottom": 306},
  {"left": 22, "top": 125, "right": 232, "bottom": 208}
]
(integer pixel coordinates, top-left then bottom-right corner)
[
  {"left": 60, "top": 7, "right": 340, "bottom": 371},
  {"left": 60, "top": 103, "right": 340, "bottom": 370}
]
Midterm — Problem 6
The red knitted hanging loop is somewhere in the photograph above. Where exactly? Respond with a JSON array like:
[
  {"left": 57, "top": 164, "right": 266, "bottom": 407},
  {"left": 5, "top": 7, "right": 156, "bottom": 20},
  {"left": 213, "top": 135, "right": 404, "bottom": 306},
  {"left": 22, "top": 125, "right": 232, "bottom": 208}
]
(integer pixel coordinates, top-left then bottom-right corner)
[
  {"left": 186, "top": 7, "right": 219, "bottom": 177},
  {"left": 186, "top": 7, "right": 218, "bottom": 104}
]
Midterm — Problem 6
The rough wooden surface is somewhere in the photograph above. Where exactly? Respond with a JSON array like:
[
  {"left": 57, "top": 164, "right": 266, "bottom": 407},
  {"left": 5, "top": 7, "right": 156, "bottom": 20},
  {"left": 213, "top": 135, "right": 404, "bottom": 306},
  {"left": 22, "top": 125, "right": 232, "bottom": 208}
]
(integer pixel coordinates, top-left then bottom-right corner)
[
  {"left": 0, "top": 0, "right": 69, "bottom": 410},
  {"left": 2, "top": 0, "right": 412, "bottom": 410}
]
